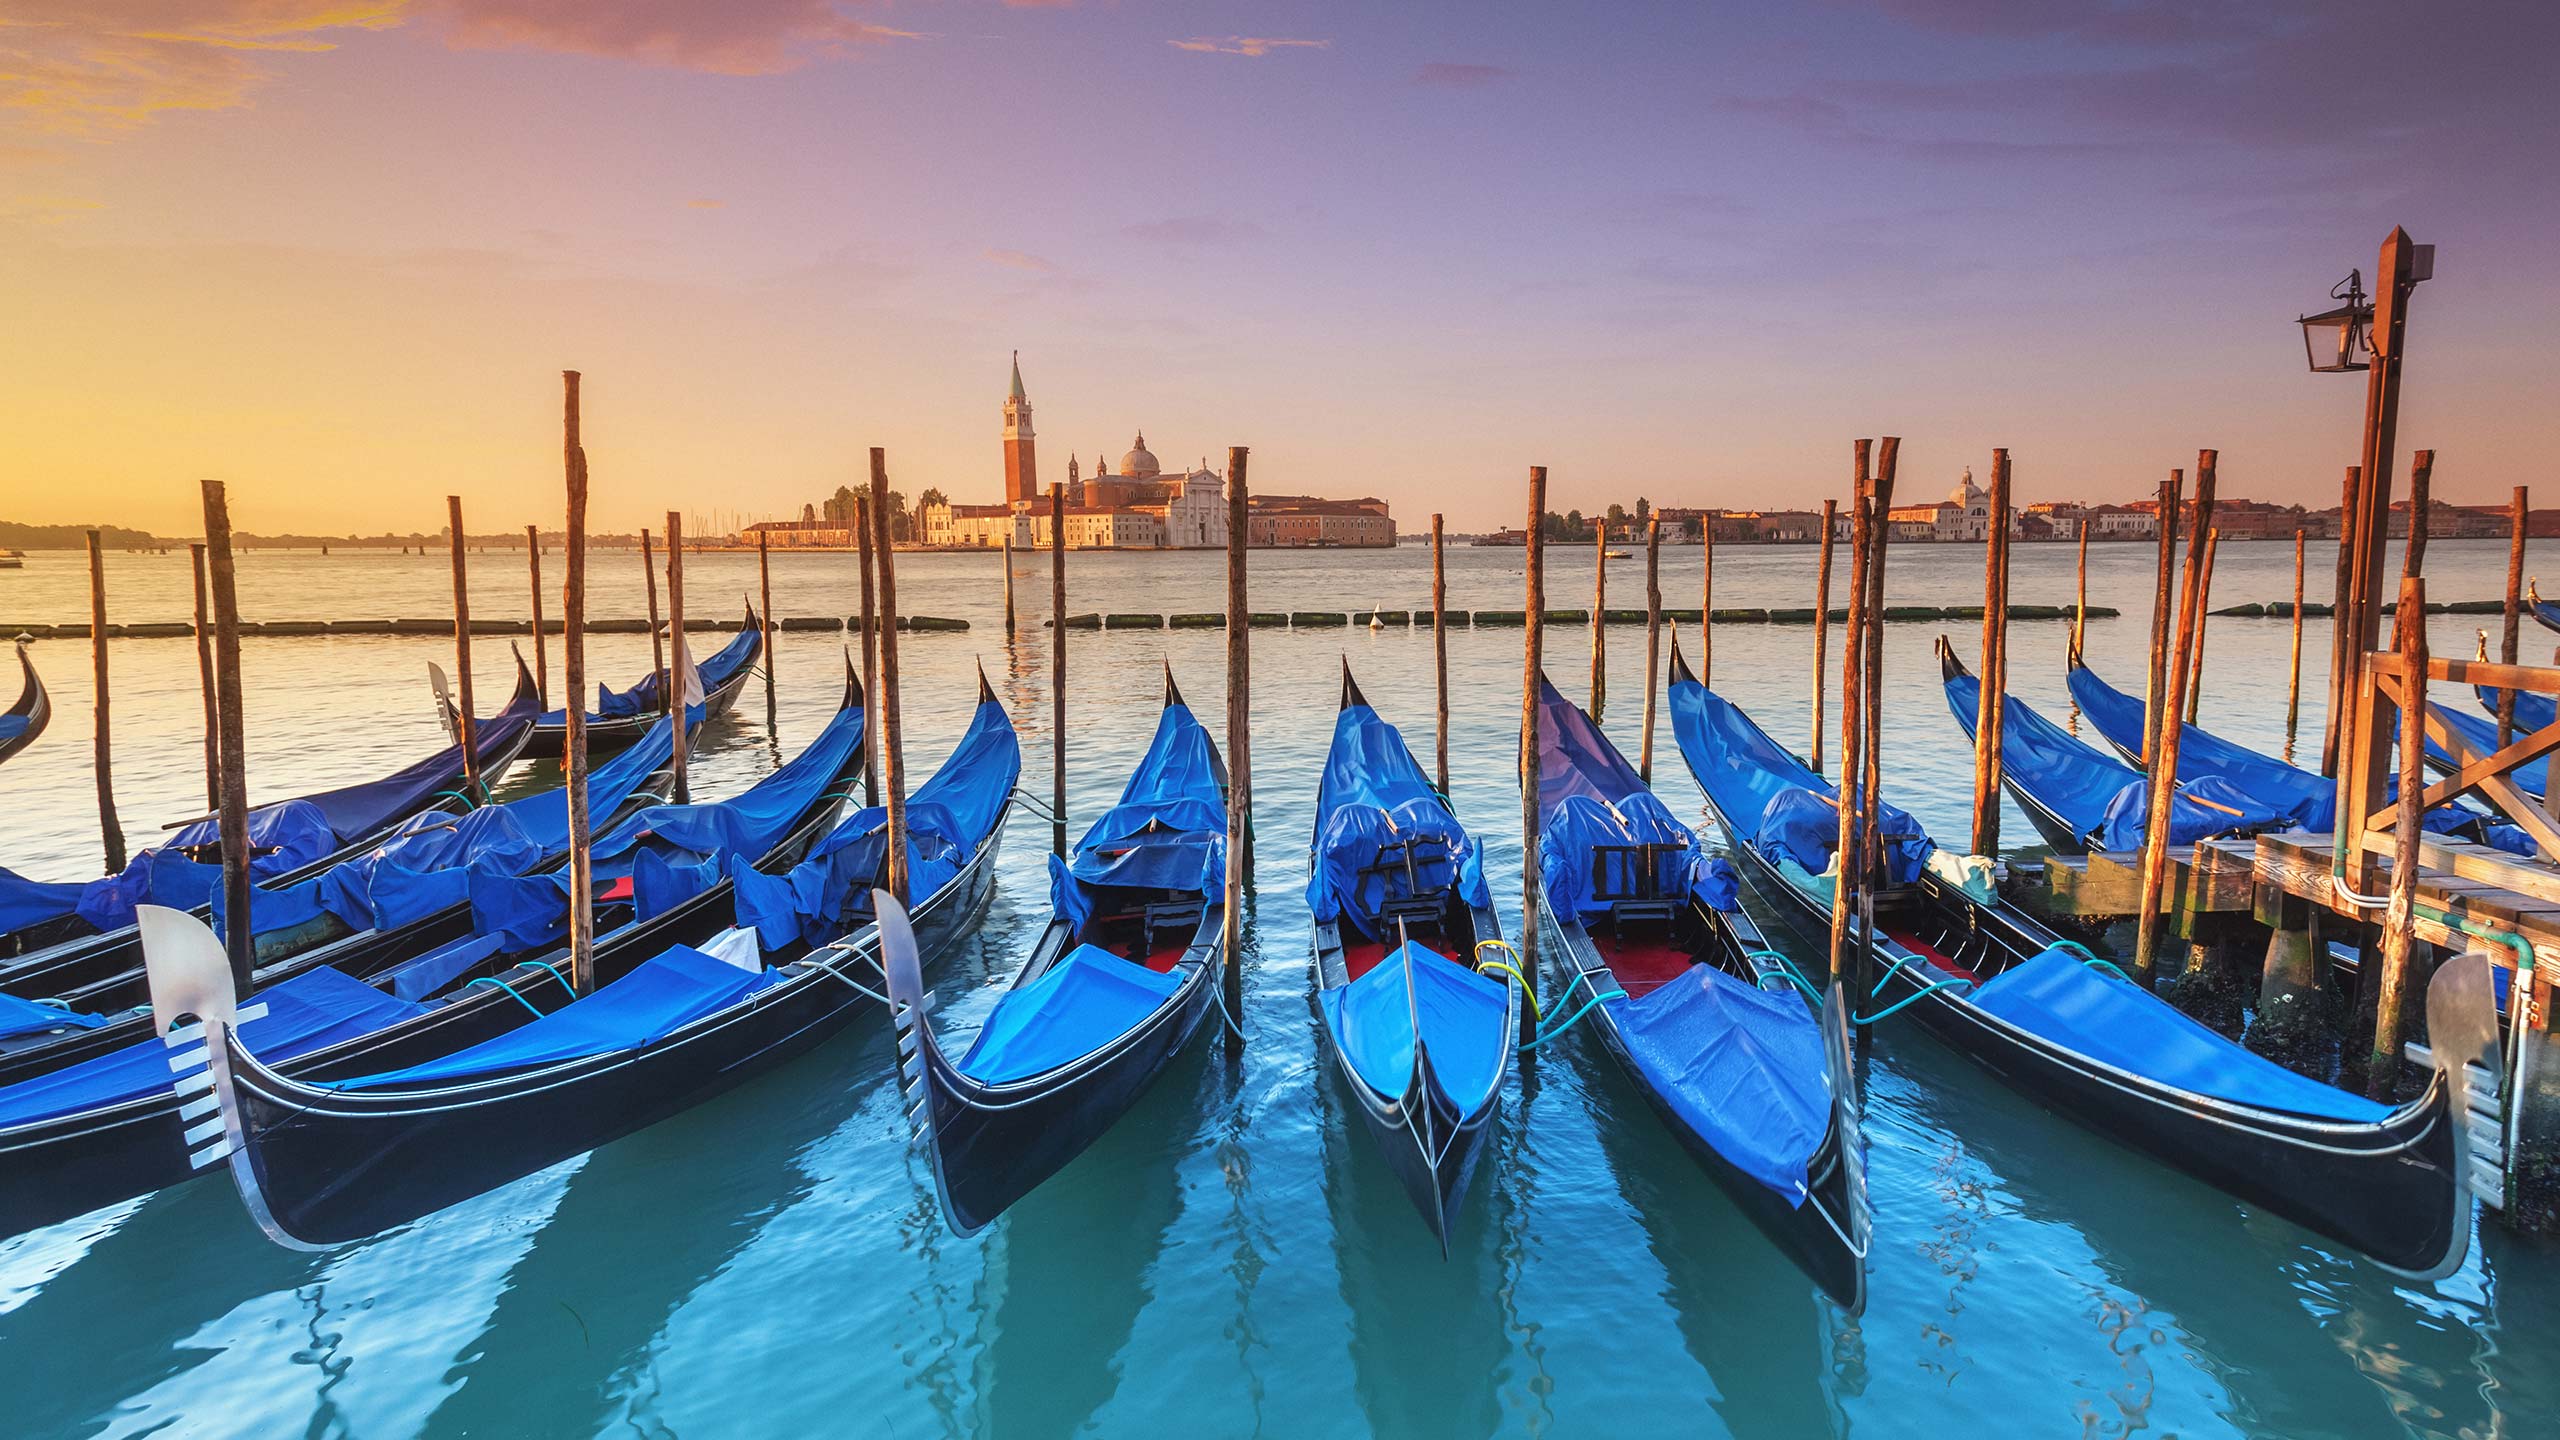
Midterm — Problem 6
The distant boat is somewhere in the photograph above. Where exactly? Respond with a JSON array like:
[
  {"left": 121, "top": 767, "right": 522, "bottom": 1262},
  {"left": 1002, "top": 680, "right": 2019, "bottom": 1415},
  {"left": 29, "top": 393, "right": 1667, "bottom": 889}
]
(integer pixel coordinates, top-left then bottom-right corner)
[
  {"left": 0, "top": 550, "right": 23, "bottom": 570},
  {"left": 1605, "top": 550, "right": 1632, "bottom": 559}
]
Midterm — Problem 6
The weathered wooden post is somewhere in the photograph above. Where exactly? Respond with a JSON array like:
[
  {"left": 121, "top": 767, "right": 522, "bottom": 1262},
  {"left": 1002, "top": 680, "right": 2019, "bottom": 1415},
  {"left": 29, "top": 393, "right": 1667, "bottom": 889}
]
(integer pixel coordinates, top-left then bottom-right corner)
[
  {"left": 562, "top": 372, "right": 597, "bottom": 993},
  {"left": 2287, "top": 528, "right": 2307, "bottom": 736},
  {"left": 1700, "top": 517, "right": 1715, "bottom": 689},
  {"left": 2322, "top": 466, "right": 2360, "bottom": 776},
  {"left": 2502, "top": 485, "right": 2528, "bottom": 745},
  {"left": 1432, "top": 512, "right": 1450, "bottom": 794},
  {"left": 1970, "top": 448, "right": 2011, "bottom": 856},
  {"left": 190, "top": 542, "right": 219, "bottom": 811},
  {"left": 85, "top": 529, "right": 124, "bottom": 874},
  {"left": 1001, "top": 531, "right": 1016, "bottom": 632},
  {"left": 1640, "top": 515, "right": 1663, "bottom": 782},
  {"left": 2073, "top": 522, "right": 2089, "bottom": 658},
  {"left": 526, "top": 524, "right": 549, "bottom": 710},
  {"left": 2370, "top": 573, "right": 2429, "bottom": 1098},
  {"left": 2141, "top": 472, "right": 2182, "bottom": 766},
  {"left": 446, "top": 497, "right": 483, "bottom": 800},
  {"left": 1223, "top": 446, "right": 1252, "bottom": 1036},
  {"left": 1521, "top": 466, "right": 1548, "bottom": 967},
  {"left": 1050, "top": 482, "right": 1067, "bottom": 856},
  {"left": 1812, "top": 499, "right": 1836, "bottom": 773},
  {"left": 664, "top": 511, "right": 690, "bottom": 804},
  {"left": 1590, "top": 526, "right": 1607, "bottom": 721},
  {"left": 2133, "top": 451, "right": 2218, "bottom": 984},
  {"left": 757, "top": 526, "right": 776, "bottom": 725},
  {"left": 640, "top": 526, "right": 666, "bottom": 706},
  {"left": 1857, "top": 441, "right": 1899, "bottom": 1016},
  {"left": 2393, "top": 450, "right": 2435, "bottom": 645},
  {"left": 855, "top": 491, "right": 880, "bottom": 809},
  {"left": 2184, "top": 526, "right": 2220, "bottom": 724},
  {"left": 868, "top": 451, "right": 909, "bottom": 904},
  {"left": 1829, "top": 444, "right": 1873, "bottom": 1021},
  {"left": 199, "top": 482, "right": 252, "bottom": 991}
]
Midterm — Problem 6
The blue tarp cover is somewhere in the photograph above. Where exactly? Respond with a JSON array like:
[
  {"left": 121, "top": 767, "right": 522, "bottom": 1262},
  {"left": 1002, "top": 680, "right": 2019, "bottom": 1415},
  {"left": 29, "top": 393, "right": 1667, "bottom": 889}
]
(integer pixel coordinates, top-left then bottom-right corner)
[
  {"left": 732, "top": 698, "right": 1018, "bottom": 948},
  {"left": 1533, "top": 674, "right": 1647, "bottom": 812},
  {"left": 1054, "top": 700, "right": 1225, "bottom": 908},
  {"left": 1943, "top": 669, "right": 2278, "bottom": 847},
  {"left": 956, "top": 943, "right": 1181, "bottom": 1085},
  {"left": 545, "top": 626, "right": 760, "bottom": 725},
  {"left": 76, "top": 800, "right": 336, "bottom": 932},
  {"left": 2430, "top": 703, "right": 2548, "bottom": 799},
  {"left": 1750, "top": 787, "right": 1932, "bottom": 886},
  {"left": 0, "top": 716, "right": 24, "bottom": 742},
  {"left": 0, "top": 966, "right": 427, "bottom": 1130},
  {"left": 1541, "top": 791, "right": 1736, "bottom": 918},
  {"left": 2090, "top": 774, "right": 2287, "bottom": 852},
  {"left": 1308, "top": 702, "right": 1489, "bottom": 941},
  {"left": 0, "top": 993, "right": 105, "bottom": 1040},
  {"left": 1671, "top": 676, "right": 1938, "bottom": 885},
  {"left": 1318, "top": 941, "right": 1509, "bottom": 1115},
  {"left": 333, "top": 944, "right": 781, "bottom": 1090},
  {"left": 0, "top": 867, "right": 87, "bottom": 937},
  {"left": 1609, "top": 962, "right": 1833, "bottom": 1205},
  {"left": 2477, "top": 682, "right": 2556, "bottom": 733},
  {"left": 1967, "top": 948, "right": 2390, "bottom": 1122},
  {"left": 2068, "top": 663, "right": 2338, "bottom": 828}
]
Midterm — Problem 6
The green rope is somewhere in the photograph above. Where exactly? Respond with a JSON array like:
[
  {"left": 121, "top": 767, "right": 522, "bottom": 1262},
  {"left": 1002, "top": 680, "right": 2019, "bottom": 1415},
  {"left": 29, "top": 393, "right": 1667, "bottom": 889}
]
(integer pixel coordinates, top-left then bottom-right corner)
[
  {"left": 522, "top": 958, "right": 577, "bottom": 997},
  {"left": 1523, "top": 986, "right": 1627, "bottom": 1050},
  {"left": 2047, "top": 939, "right": 2134, "bottom": 983},
  {"left": 1854, "top": 976, "right": 1971, "bottom": 1026},
  {"left": 465, "top": 975, "right": 544, "bottom": 1017},
  {"left": 431, "top": 789, "right": 477, "bottom": 810},
  {"left": 1744, "top": 947, "right": 1824, "bottom": 1004}
]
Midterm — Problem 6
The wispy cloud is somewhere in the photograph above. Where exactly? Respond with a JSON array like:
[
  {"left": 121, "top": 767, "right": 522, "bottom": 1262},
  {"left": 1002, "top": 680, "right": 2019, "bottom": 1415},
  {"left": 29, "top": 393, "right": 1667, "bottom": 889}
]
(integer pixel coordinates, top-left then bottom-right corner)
[
  {"left": 1122, "top": 217, "right": 1262, "bottom": 247},
  {"left": 1413, "top": 62, "right": 1509, "bottom": 87},
  {"left": 430, "top": 0, "right": 920, "bottom": 75},
  {"left": 982, "top": 246, "right": 1058, "bottom": 272},
  {"left": 1168, "top": 36, "right": 1328, "bottom": 58}
]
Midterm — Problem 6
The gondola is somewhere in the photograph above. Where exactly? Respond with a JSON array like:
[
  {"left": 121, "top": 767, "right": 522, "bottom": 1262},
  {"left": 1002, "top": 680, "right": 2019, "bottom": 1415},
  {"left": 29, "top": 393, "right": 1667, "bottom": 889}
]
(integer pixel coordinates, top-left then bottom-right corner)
[
  {"left": 884, "top": 666, "right": 1224, "bottom": 1236},
  {"left": 138, "top": 666, "right": 1012, "bottom": 1248},
  {"left": 0, "top": 654, "right": 543, "bottom": 970},
  {"left": 489, "top": 605, "right": 765, "bottom": 759},
  {"left": 2527, "top": 579, "right": 2560, "bottom": 637},
  {"left": 0, "top": 639, "right": 48, "bottom": 767},
  {"left": 0, "top": 661, "right": 872, "bottom": 1238},
  {"left": 1672, "top": 646, "right": 2501, "bottom": 1278},
  {"left": 1532, "top": 662, "right": 1868, "bottom": 1312},
  {"left": 1309, "top": 662, "right": 1515, "bottom": 1251},
  {"left": 1935, "top": 640, "right": 2284, "bottom": 855}
]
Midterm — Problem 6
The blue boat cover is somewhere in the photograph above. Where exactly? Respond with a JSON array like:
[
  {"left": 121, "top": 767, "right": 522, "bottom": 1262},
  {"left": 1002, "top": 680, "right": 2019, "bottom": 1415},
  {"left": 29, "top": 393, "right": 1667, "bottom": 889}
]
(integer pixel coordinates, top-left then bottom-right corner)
[
  {"left": 1308, "top": 702, "right": 1489, "bottom": 941},
  {"left": 1058, "top": 700, "right": 1225, "bottom": 905},
  {"left": 301, "top": 672, "right": 541, "bottom": 840},
  {"left": 1609, "top": 962, "right": 1833, "bottom": 1204},
  {"left": 956, "top": 943, "right": 1182, "bottom": 1085},
  {"left": 0, "top": 715, "right": 26, "bottom": 742},
  {"left": 2429, "top": 704, "right": 2548, "bottom": 799},
  {"left": 2476, "top": 682, "right": 2556, "bottom": 733},
  {"left": 0, "top": 966, "right": 427, "bottom": 1130},
  {"left": 333, "top": 944, "right": 783, "bottom": 1090},
  {"left": 590, "top": 702, "right": 863, "bottom": 900},
  {"left": 1967, "top": 948, "right": 2390, "bottom": 1122},
  {"left": 0, "top": 992, "right": 105, "bottom": 1040},
  {"left": 1670, "top": 678, "right": 1933, "bottom": 884},
  {"left": 1533, "top": 673, "right": 1647, "bottom": 812},
  {"left": 0, "top": 867, "right": 88, "bottom": 937},
  {"left": 380, "top": 931, "right": 512, "bottom": 1004},
  {"left": 2067, "top": 663, "right": 2339, "bottom": 828},
  {"left": 732, "top": 698, "right": 1019, "bottom": 948},
  {"left": 1532, "top": 675, "right": 1741, "bottom": 916},
  {"left": 1318, "top": 941, "right": 1509, "bottom": 1115},
  {"left": 543, "top": 625, "right": 760, "bottom": 725}
]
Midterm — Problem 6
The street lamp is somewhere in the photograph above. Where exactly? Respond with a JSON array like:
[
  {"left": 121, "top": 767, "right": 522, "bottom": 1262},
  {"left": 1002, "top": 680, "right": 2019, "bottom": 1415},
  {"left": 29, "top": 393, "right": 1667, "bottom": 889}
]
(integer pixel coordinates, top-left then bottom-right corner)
[{"left": 2297, "top": 269, "right": 2372, "bottom": 373}]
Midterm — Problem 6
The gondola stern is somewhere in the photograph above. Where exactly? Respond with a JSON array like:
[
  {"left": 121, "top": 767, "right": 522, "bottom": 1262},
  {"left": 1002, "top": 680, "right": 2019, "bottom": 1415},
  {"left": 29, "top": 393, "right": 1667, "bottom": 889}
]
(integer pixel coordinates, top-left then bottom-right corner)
[
  {"left": 842, "top": 647, "right": 866, "bottom": 711},
  {"left": 2390, "top": 948, "right": 2507, "bottom": 1281},
  {"left": 1935, "top": 633, "right": 1967, "bottom": 683},
  {"left": 1161, "top": 660, "right": 1185, "bottom": 709},
  {"left": 1819, "top": 976, "right": 1873, "bottom": 1313},
  {"left": 976, "top": 656, "right": 997, "bottom": 706},
  {"left": 875, "top": 887, "right": 969, "bottom": 1231},
  {"left": 1667, "top": 629, "right": 1696, "bottom": 687},
  {"left": 1340, "top": 657, "right": 1369, "bottom": 712}
]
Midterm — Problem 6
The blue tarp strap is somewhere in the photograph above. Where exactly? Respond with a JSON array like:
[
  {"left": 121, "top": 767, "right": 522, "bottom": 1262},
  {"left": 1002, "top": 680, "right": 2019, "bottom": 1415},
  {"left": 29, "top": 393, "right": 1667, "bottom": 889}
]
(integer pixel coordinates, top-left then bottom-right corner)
[{"left": 465, "top": 975, "right": 546, "bottom": 1017}]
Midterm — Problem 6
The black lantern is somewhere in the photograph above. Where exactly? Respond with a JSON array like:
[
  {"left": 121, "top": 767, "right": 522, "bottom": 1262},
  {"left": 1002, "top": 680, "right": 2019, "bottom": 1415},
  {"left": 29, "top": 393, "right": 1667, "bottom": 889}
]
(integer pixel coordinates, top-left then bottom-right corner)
[{"left": 2298, "top": 269, "right": 2372, "bottom": 373}]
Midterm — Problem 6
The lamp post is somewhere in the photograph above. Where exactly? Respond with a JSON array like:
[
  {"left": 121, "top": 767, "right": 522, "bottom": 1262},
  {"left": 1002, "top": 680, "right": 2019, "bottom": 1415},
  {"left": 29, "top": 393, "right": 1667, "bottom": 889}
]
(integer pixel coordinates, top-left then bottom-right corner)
[{"left": 2309, "top": 228, "right": 2432, "bottom": 781}]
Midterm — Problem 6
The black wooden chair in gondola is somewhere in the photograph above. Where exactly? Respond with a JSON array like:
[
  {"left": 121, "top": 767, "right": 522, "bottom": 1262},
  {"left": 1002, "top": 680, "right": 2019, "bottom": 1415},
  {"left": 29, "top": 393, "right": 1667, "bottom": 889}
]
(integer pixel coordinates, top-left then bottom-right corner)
[
  {"left": 1583, "top": 837, "right": 1696, "bottom": 998},
  {"left": 1345, "top": 832, "right": 1460, "bottom": 972}
]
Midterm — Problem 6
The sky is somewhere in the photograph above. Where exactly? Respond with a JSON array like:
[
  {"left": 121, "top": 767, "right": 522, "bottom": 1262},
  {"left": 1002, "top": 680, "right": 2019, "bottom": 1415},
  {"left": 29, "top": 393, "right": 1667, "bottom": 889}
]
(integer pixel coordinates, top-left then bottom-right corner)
[{"left": 3, "top": 0, "right": 2555, "bottom": 535}]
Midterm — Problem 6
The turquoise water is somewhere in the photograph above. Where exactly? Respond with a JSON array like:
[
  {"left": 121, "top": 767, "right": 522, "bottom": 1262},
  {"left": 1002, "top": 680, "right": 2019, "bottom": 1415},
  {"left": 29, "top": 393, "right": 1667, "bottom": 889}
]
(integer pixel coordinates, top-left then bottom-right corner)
[{"left": 1, "top": 539, "right": 2553, "bottom": 1438}]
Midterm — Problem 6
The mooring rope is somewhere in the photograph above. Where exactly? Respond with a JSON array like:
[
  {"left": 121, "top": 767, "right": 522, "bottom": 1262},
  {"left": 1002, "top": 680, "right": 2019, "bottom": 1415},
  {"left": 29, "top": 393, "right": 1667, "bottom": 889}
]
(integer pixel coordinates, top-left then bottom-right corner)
[{"left": 1471, "top": 939, "right": 1539, "bottom": 1019}]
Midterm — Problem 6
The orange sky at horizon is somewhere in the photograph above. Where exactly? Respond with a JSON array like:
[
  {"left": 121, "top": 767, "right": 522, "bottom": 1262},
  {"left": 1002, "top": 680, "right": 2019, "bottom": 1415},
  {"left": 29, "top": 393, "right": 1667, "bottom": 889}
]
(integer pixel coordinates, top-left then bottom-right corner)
[{"left": 5, "top": 2, "right": 2556, "bottom": 537}]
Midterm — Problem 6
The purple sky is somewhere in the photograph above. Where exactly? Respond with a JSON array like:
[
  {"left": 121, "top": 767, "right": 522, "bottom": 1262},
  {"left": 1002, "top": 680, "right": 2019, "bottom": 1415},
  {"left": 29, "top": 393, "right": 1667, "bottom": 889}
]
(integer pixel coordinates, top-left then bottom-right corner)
[{"left": 5, "top": 1, "right": 2554, "bottom": 533}]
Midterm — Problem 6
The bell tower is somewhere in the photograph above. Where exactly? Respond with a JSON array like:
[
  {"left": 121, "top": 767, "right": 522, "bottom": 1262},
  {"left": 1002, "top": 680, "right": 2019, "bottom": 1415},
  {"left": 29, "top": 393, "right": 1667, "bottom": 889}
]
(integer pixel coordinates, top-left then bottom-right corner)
[{"left": 1003, "top": 352, "right": 1037, "bottom": 508}]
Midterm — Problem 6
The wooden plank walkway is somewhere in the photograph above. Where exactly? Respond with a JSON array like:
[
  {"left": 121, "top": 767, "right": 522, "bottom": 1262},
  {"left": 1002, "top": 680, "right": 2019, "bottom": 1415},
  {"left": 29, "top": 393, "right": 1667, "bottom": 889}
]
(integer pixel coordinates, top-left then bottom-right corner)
[{"left": 2255, "top": 832, "right": 2556, "bottom": 1019}]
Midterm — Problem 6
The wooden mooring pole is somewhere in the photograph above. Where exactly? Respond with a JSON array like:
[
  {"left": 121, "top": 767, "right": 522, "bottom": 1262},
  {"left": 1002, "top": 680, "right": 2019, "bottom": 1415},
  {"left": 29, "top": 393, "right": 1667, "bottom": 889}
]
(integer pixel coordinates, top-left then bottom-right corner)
[
  {"left": 1970, "top": 448, "right": 2011, "bottom": 856},
  {"left": 1812, "top": 499, "right": 1835, "bottom": 773},
  {"left": 1590, "top": 526, "right": 1606, "bottom": 721},
  {"left": 640, "top": 527, "right": 666, "bottom": 708},
  {"left": 526, "top": 524, "right": 549, "bottom": 710},
  {"left": 2141, "top": 471, "right": 2181, "bottom": 766},
  {"left": 1639, "top": 515, "right": 1663, "bottom": 782},
  {"left": 446, "top": 497, "right": 482, "bottom": 800},
  {"left": 1002, "top": 531, "right": 1016, "bottom": 632},
  {"left": 1224, "top": 446, "right": 1252, "bottom": 1036},
  {"left": 1700, "top": 519, "right": 1715, "bottom": 689},
  {"left": 562, "top": 372, "right": 596, "bottom": 993},
  {"left": 2371, "top": 574, "right": 2429, "bottom": 1098},
  {"left": 664, "top": 511, "right": 690, "bottom": 804},
  {"left": 757, "top": 527, "right": 776, "bottom": 726},
  {"left": 86, "top": 529, "right": 125, "bottom": 874},
  {"left": 200, "top": 482, "right": 252, "bottom": 991},
  {"left": 2322, "top": 466, "right": 2360, "bottom": 776},
  {"left": 1432, "top": 512, "right": 1449, "bottom": 794},
  {"left": 1050, "top": 482, "right": 1067, "bottom": 856},
  {"left": 2502, "top": 486, "right": 2528, "bottom": 745},
  {"left": 1829, "top": 443, "right": 1873, "bottom": 1021},
  {"left": 856, "top": 491, "right": 880, "bottom": 810},
  {"left": 869, "top": 451, "right": 908, "bottom": 904},
  {"left": 2287, "top": 528, "right": 2307, "bottom": 737},
  {"left": 190, "top": 543, "right": 217, "bottom": 811},
  {"left": 2184, "top": 526, "right": 2220, "bottom": 725},
  {"left": 1858, "top": 441, "right": 1898, "bottom": 1022},
  {"left": 2072, "top": 522, "right": 2089, "bottom": 659},
  {"left": 1521, "top": 466, "right": 1548, "bottom": 968},
  {"left": 2133, "top": 451, "right": 2217, "bottom": 985},
  {"left": 2394, "top": 451, "right": 2435, "bottom": 646}
]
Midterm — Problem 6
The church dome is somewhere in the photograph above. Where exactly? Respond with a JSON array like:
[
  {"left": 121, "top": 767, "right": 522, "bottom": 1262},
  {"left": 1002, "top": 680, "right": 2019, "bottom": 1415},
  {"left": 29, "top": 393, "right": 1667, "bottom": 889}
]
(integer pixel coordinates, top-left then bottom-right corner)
[{"left": 1119, "top": 431, "right": 1162, "bottom": 479}]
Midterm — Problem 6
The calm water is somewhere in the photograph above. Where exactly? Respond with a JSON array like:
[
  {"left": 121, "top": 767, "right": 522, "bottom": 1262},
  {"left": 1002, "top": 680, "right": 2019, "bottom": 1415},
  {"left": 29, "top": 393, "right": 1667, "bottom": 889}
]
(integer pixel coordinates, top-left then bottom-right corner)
[{"left": 2, "top": 538, "right": 2554, "bottom": 1439}]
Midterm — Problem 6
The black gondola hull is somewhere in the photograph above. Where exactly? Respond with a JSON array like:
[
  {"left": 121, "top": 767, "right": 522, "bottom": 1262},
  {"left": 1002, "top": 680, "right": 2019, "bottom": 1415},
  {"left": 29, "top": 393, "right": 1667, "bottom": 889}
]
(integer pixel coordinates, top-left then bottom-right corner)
[
  {"left": 518, "top": 620, "right": 763, "bottom": 759},
  {"left": 0, "top": 643, "right": 47, "bottom": 767},
  {"left": 211, "top": 825, "right": 999, "bottom": 1247}
]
